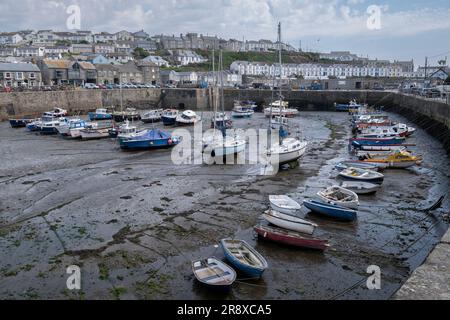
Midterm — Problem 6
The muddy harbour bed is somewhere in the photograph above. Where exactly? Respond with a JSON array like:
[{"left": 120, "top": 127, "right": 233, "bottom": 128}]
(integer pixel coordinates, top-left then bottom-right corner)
[{"left": 0, "top": 110, "right": 449, "bottom": 300}]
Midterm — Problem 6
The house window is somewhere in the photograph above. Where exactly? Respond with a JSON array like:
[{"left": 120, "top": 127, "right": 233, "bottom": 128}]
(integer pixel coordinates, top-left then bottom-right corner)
[
  {"left": 29, "top": 73, "right": 35, "bottom": 79},
  {"left": 16, "top": 72, "right": 23, "bottom": 79},
  {"left": 5, "top": 72, "right": 11, "bottom": 78}
]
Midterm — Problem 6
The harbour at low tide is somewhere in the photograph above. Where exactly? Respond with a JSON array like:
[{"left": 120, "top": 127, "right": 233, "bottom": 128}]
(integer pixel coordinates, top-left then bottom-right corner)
[{"left": 0, "top": 110, "right": 449, "bottom": 299}]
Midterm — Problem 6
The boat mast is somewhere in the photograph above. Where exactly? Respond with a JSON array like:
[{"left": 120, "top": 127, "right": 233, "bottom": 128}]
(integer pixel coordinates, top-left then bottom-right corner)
[
  {"left": 212, "top": 48, "right": 216, "bottom": 135},
  {"left": 219, "top": 50, "right": 226, "bottom": 137},
  {"left": 278, "top": 22, "right": 282, "bottom": 102}
]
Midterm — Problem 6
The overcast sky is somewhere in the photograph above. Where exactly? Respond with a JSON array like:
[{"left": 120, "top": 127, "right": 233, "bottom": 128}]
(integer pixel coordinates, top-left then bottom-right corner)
[{"left": 1, "top": 0, "right": 450, "bottom": 66}]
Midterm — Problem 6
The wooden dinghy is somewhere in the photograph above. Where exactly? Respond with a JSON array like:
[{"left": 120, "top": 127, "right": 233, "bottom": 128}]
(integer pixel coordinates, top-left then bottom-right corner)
[
  {"left": 192, "top": 257, "right": 236, "bottom": 290},
  {"left": 220, "top": 239, "right": 268, "bottom": 279},
  {"left": 254, "top": 225, "right": 329, "bottom": 251},
  {"left": 341, "top": 181, "right": 381, "bottom": 195},
  {"left": 262, "top": 209, "right": 318, "bottom": 235},
  {"left": 269, "top": 195, "right": 301, "bottom": 215},
  {"left": 316, "top": 186, "right": 359, "bottom": 209}
]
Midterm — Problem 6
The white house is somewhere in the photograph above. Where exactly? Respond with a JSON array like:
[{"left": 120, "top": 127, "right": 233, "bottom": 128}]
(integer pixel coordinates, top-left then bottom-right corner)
[
  {"left": 15, "top": 46, "right": 45, "bottom": 57},
  {"left": 142, "top": 55, "right": 170, "bottom": 67},
  {"left": 0, "top": 32, "right": 23, "bottom": 45},
  {"left": 230, "top": 60, "right": 405, "bottom": 79},
  {"left": 171, "top": 50, "right": 207, "bottom": 66},
  {"left": 93, "top": 32, "right": 117, "bottom": 43}
]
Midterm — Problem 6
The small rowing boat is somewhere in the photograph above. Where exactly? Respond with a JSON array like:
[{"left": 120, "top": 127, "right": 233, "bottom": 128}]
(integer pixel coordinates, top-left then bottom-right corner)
[
  {"left": 254, "top": 225, "right": 330, "bottom": 251},
  {"left": 192, "top": 257, "right": 236, "bottom": 291},
  {"left": 341, "top": 181, "right": 381, "bottom": 195},
  {"left": 316, "top": 186, "right": 359, "bottom": 209},
  {"left": 262, "top": 209, "right": 318, "bottom": 235},
  {"left": 303, "top": 200, "right": 357, "bottom": 221},
  {"left": 338, "top": 167, "right": 384, "bottom": 184},
  {"left": 220, "top": 239, "right": 268, "bottom": 279},
  {"left": 269, "top": 195, "right": 301, "bottom": 215},
  {"left": 335, "top": 161, "right": 381, "bottom": 172}
]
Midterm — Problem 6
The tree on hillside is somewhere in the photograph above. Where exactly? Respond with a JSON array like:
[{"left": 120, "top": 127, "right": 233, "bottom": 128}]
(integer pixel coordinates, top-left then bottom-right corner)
[
  {"left": 445, "top": 76, "right": 450, "bottom": 85},
  {"left": 133, "top": 47, "right": 150, "bottom": 59}
]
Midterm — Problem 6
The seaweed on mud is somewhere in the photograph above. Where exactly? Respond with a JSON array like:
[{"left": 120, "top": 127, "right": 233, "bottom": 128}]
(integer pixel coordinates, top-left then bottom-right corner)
[
  {"left": 134, "top": 271, "right": 172, "bottom": 299},
  {"left": 110, "top": 287, "right": 127, "bottom": 300}
]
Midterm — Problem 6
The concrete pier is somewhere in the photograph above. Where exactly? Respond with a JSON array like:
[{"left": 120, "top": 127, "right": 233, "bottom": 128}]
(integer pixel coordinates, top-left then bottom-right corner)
[{"left": 394, "top": 228, "right": 450, "bottom": 300}]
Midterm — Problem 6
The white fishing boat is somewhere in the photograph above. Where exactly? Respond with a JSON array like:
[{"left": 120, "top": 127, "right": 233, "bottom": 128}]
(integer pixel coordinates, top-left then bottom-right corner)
[
  {"left": 46, "top": 107, "right": 68, "bottom": 117},
  {"left": 57, "top": 118, "right": 86, "bottom": 137},
  {"left": 80, "top": 128, "right": 110, "bottom": 140},
  {"left": 231, "top": 105, "right": 254, "bottom": 118},
  {"left": 211, "top": 112, "right": 232, "bottom": 129},
  {"left": 358, "top": 126, "right": 407, "bottom": 138},
  {"left": 269, "top": 195, "right": 301, "bottom": 215},
  {"left": 141, "top": 109, "right": 163, "bottom": 123},
  {"left": 115, "top": 120, "right": 142, "bottom": 140},
  {"left": 234, "top": 100, "right": 257, "bottom": 110},
  {"left": 264, "top": 100, "right": 299, "bottom": 118},
  {"left": 341, "top": 181, "right": 381, "bottom": 195},
  {"left": 38, "top": 117, "right": 66, "bottom": 134},
  {"left": 393, "top": 123, "right": 416, "bottom": 136},
  {"left": 176, "top": 110, "right": 201, "bottom": 126},
  {"left": 316, "top": 186, "right": 359, "bottom": 209},
  {"left": 262, "top": 209, "right": 318, "bottom": 235}
]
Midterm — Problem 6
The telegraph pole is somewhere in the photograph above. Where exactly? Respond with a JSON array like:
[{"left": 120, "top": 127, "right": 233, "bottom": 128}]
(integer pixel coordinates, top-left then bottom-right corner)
[{"left": 424, "top": 56, "right": 428, "bottom": 81}]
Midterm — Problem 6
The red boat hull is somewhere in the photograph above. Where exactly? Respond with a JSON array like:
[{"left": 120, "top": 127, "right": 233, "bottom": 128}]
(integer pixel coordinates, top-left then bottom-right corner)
[{"left": 254, "top": 226, "right": 329, "bottom": 251}]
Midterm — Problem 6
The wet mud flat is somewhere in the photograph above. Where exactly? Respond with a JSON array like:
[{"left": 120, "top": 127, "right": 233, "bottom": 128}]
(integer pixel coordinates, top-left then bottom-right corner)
[{"left": 0, "top": 111, "right": 449, "bottom": 300}]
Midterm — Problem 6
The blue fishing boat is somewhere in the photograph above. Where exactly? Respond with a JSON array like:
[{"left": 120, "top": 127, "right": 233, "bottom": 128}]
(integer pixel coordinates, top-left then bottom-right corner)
[
  {"left": 351, "top": 137, "right": 405, "bottom": 147},
  {"left": 161, "top": 109, "right": 179, "bottom": 126},
  {"left": 119, "top": 129, "right": 180, "bottom": 150},
  {"left": 220, "top": 239, "right": 268, "bottom": 279},
  {"left": 335, "top": 100, "right": 362, "bottom": 112},
  {"left": 88, "top": 108, "right": 112, "bottom": 121},
  {"left": 9, "top": 118, "right": 34, "bottom": 128},
  {"left": 303, "top": 200, "right": 357, "bottom": 221}
]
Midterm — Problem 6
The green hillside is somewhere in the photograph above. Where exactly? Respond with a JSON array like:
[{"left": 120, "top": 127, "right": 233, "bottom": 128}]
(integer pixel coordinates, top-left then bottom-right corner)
[{"left": 160, "top": 50, "right": 332, "bottom": 72}]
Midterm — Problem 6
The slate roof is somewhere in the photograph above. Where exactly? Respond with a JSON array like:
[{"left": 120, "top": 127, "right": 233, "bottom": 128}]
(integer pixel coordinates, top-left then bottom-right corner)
[{"left": 0, "top": 62, "right": 40, "bottom": 72}]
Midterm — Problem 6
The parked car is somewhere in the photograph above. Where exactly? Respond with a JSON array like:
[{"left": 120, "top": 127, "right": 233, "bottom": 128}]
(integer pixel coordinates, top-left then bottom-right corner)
[
  {"left": 427, "top": 89, "right": 441, "bottom": 98},
  {"left": 97, "top": 84, "right": 107, "bottom": 89},
  {"left": 106, "top": 84, "right": 115, "bottom": 90},
  {"left": 84, "top": 83, "right": 99, "bottom": 89}
]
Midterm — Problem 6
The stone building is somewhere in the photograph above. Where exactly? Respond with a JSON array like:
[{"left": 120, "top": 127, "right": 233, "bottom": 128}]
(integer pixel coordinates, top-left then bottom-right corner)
[
  {"left": 135, "top": 60, "right": 160, "bottom": 84},
  {"left": 0, "top": 62, "right": 41, "bottom": 87}
]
